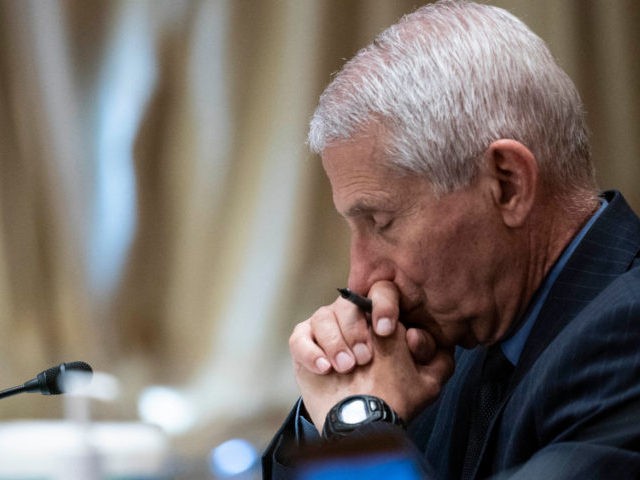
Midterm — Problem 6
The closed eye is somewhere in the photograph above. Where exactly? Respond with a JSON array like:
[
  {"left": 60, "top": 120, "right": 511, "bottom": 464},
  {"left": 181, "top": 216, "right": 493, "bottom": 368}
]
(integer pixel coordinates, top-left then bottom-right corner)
[{"left": 373, "top": 215, "right": 394, "bottom": 233}]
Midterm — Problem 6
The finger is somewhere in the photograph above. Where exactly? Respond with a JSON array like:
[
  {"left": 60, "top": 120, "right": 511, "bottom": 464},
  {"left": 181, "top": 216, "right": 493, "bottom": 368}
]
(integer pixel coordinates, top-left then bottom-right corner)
[
  {"left": 406, "top": 327, "right": 437, "bottom": 364},
  {"left": 310, "top": 306, "right": 360, "bottom": 373},
  {"left": 289, "top": 321, "right": 333, "bottom": 374},
  {"left": 368, "top": 280, "right": 400, "bottom": 336},
  {"left": 334, "top": 298, "right": 373, "bottom": 366},
  {"left": 418, "top": 347, "right": 456, "bottom": 398}
]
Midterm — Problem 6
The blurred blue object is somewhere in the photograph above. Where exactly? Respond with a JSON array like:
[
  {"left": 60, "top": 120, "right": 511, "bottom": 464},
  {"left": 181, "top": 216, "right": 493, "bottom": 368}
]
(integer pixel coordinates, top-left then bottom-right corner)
[
  {"left": 296, "top": 452, "right": 423, "bottom": 480},
  {"left": 209, "top": 438, "right": 258, "bottom": 477},
  {"left": 90, "top": 2, "right": 156, "bottom": 300}
]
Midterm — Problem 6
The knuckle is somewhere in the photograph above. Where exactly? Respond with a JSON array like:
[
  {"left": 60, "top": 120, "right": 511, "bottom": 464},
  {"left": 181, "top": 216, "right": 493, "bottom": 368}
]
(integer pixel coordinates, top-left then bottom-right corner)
[
  {"left": 289, "top": 322, "right": 306, "bottom": 341},
  {"left": 342, "top": 319, "right": 367, "bottom": 337},
  {"left": 424, "top": 375, "right": 443, "bottom": 398},
  {"left": 288, "top": 332, "right": 298, "bottom": 349},
  {"left": 315, "top": 305, "right": 334, "bottom": 318},
  {"left": 321, "top": 329, "right": 344, "bottom": 348},
  {"left": 309, "top": 306, "right": 334, "bottom": 328}
]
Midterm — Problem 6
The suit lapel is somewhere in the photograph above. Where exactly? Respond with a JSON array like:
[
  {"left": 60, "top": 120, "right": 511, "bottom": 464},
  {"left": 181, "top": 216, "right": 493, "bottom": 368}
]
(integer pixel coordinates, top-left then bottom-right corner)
[{"left": 474, "top": 191, "right": 640, "bottom": 477}]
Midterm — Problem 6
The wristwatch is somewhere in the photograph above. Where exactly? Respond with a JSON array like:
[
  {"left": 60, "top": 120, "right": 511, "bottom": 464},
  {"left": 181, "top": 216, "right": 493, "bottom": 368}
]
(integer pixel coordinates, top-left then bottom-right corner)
[{"left": 322, "top": 394, "right": 405, "bottom": 439}]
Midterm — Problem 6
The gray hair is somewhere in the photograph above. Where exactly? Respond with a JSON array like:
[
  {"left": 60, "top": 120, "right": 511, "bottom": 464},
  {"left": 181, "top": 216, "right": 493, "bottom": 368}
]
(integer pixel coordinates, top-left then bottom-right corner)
[{"left": 308, "top": 0, "right": 596, "bottom": 195}]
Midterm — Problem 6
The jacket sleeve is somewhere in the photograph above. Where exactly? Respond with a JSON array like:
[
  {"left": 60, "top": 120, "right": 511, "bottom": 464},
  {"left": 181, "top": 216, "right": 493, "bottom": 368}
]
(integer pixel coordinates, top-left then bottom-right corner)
[
  {"left": 261, "top": 398, "right": 321, "bottom": 479},
  {"left": 262, "top": 397, "right": 437, "bottom": 479}
]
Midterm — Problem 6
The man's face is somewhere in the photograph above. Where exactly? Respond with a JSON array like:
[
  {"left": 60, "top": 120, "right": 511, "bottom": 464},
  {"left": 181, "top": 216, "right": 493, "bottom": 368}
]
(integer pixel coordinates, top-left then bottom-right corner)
[{"left": 322, "top": 130, "right": 520, "bottom": 348}]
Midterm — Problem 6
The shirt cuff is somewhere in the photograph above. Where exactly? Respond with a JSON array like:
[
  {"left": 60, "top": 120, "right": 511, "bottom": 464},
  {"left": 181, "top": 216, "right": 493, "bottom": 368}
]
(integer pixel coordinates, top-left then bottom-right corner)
[{"left": 294, "top": 397, "right": 321, "bottom": 445}]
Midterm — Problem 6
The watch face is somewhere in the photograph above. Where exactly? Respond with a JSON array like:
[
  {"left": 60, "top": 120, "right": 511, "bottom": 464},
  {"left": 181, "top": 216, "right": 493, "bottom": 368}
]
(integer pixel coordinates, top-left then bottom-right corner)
[
  {"left": 323, "top": 395, "right": 399, "bottom": 440},
  {"left": 339, "top": 398, "right": 369, "bottom": 425}
]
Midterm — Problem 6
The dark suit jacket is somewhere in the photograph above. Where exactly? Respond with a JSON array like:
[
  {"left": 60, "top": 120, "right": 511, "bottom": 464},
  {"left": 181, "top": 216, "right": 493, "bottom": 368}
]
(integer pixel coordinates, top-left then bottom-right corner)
[{"left": 264, "top": 190, "right": 640, "bottom": 479}]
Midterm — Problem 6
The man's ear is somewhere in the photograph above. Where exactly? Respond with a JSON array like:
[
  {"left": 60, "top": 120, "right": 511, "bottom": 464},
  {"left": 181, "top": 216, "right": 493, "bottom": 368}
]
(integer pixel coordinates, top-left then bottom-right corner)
[{"left": 484, "top": 139, "right": 539, "bottom": 228}]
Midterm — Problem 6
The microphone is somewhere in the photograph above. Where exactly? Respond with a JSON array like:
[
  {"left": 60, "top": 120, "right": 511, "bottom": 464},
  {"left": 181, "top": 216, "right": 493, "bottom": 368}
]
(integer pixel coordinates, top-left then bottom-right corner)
[{"left": 0, "top": 361, "right": 93, "bottom": 400}]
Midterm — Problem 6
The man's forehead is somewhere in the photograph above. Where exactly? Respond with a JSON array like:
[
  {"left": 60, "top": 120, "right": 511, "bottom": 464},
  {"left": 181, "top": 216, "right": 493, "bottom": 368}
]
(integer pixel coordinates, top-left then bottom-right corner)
[
  {"left": 322, "top": 139, "right": 392, "bottom": 191},
  {"left": 322, "top": 153, "right": 428, "bottom": 221}
]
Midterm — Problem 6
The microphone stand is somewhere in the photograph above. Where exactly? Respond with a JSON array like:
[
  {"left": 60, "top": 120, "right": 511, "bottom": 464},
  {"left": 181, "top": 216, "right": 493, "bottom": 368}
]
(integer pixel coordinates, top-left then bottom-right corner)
[{"left": 0, "top": 385, "right": 28, "bottom": 400}]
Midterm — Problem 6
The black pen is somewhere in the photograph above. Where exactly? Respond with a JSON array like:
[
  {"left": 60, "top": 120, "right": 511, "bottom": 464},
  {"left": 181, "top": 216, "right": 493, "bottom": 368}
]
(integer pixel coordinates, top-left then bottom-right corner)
[
  {"left": 338, "top": 287, "right": 423, "bottom": 330},
  {"left": 337, "top": 287, "right": 373, "bottom": 313}
]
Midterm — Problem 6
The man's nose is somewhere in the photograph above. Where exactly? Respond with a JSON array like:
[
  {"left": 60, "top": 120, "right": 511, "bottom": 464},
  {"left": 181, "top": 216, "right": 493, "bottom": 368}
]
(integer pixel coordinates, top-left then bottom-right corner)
[{"left": 347, "top": 237, "right": 389, "bottom": 294}]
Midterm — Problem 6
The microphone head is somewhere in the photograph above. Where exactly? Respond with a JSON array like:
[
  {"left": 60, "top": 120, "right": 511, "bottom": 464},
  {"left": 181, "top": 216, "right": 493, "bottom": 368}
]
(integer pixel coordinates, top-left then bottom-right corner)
[{"left": 36, "top": 361, "right": 93, "bottom": 395}]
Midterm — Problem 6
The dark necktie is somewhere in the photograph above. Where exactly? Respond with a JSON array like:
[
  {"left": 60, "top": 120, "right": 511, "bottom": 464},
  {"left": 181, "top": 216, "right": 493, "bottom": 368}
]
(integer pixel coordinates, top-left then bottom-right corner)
[{"left": 461, "top": 345, "right": 514, "bottom": 480}]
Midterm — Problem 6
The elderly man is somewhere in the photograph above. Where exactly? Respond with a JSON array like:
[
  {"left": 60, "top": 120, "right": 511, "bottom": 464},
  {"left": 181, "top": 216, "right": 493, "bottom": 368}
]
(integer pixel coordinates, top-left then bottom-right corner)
[{"left": 263, "top": 1, "right": 640, "bottom": 478}]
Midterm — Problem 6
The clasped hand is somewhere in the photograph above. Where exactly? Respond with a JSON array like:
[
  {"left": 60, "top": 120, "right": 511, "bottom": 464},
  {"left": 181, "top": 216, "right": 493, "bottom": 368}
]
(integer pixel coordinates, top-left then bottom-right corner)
[{"left": 289, "top": 280, "right": 455, "bottom": 432}]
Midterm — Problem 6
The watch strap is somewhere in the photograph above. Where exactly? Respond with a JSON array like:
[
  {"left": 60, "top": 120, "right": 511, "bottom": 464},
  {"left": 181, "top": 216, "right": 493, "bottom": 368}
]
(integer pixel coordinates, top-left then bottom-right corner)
[{"left": 322, "top": 394, "right": 405, "bottom": 440}]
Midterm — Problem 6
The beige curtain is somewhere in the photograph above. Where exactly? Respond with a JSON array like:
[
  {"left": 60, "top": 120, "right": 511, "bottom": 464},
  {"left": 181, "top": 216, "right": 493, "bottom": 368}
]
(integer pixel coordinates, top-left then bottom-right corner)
[{"left": 0, "top": 0, "right": 638, "bottom": 458}]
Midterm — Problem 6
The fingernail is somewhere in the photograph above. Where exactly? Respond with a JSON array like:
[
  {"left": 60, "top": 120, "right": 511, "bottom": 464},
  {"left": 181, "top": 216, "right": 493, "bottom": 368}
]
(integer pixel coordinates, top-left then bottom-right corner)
[
  {"left": 315, "top": 357, "right": 331, "bottom": 373},
  {"left": 352, "top": 343, "right": 372, "bottom": 365},
  {"left": 376, "top": 317, "right": 393, "bottom": 336},
  {"left": 335, "top": 351, "right": 355, "bottom": 371}
]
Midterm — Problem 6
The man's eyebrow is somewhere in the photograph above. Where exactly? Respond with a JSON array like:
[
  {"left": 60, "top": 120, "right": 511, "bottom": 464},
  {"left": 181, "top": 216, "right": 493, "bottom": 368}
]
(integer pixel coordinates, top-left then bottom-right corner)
[{"left": 344, "top": 200, "right": 389, "bottom": 218}]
